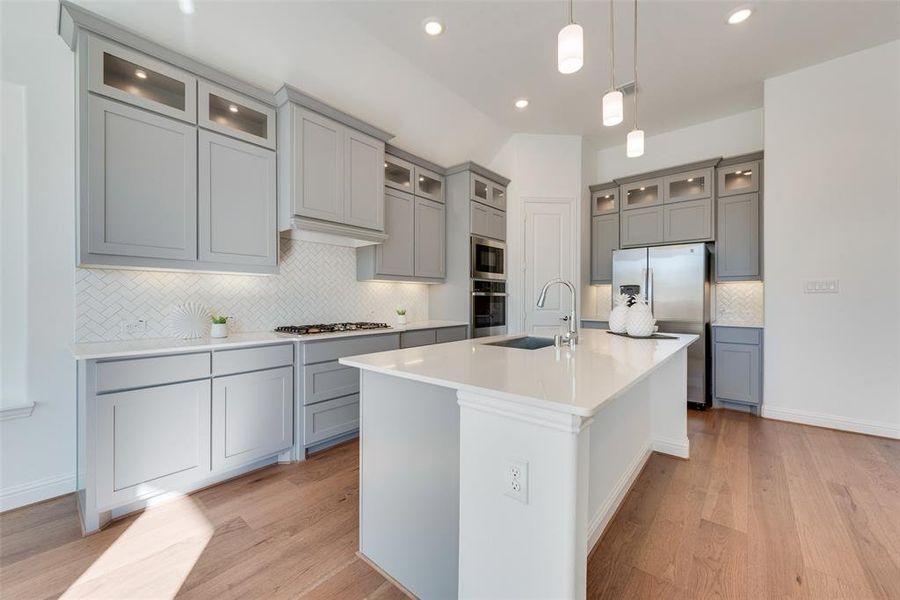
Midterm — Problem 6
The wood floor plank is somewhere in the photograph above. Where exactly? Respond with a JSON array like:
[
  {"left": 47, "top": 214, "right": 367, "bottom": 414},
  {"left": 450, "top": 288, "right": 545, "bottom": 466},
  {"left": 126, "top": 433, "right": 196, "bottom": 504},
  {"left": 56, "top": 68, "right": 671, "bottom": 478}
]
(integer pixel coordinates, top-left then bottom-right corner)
[{"left": 687, "top": 519, "right": 748, "bottom": 600}]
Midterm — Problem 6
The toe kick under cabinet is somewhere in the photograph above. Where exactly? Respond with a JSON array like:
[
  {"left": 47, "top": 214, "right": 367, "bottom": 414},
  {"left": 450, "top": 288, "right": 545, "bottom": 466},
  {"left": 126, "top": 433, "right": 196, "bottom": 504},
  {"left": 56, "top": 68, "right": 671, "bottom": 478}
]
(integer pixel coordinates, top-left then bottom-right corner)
[{"left": 77, "top": 343, "right": 294, "bottom": 534}]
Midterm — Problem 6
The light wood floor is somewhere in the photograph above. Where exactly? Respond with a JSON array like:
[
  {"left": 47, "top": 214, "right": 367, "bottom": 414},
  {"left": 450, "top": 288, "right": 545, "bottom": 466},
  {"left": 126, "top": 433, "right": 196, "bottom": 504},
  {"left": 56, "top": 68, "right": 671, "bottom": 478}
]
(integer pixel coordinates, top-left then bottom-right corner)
[{"left": 1, "top": 410, "right": 899, "bottom": 599}]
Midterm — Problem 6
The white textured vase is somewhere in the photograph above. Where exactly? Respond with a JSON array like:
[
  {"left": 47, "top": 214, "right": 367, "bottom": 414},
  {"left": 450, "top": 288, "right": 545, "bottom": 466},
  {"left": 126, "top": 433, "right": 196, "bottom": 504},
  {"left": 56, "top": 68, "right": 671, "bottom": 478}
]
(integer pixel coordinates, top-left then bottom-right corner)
[
  {"left": 608, "top": 294, "right": 629, "bottom": 333},
  {"left": 210, "top": 323, "right": 228, "bottom": 338},
  {"left": 396, "top": 315, "right": 407, "bottom": 326},
  {"left": 626, "top": 301, "right": 656, "bottom": 338}
]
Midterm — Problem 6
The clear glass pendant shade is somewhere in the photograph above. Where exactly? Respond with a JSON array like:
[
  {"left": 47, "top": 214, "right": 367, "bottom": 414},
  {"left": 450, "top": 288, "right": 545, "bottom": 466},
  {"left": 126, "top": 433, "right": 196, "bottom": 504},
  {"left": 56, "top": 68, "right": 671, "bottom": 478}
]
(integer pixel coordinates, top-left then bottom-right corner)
[
  {"left": 557, "top": 23, "right": 584, "bottom": 74},
  {"left": 602, "top": 90, "right": 624, "bottom": 126}
]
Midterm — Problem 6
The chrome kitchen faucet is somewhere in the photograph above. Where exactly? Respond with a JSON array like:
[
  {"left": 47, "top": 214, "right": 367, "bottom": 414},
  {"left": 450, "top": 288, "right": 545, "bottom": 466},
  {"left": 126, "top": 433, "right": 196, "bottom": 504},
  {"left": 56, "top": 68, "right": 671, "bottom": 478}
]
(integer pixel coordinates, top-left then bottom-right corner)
[{"left": 536, "top": 278, "right": 578, "bottom": 348}]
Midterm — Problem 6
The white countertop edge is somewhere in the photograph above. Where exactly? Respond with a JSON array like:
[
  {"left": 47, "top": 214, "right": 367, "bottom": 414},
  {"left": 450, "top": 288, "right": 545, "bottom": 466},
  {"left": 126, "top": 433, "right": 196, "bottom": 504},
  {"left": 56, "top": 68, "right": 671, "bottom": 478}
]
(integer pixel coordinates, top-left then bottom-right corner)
[
  {"left": 711, "top": 322, "right": 764, "bottom": 329},
  {"left": 71, "top": 320, "right": 468, "bottom": 360},
  {"left": 340, "top": 333, "right": 698, "bottom": 418}
]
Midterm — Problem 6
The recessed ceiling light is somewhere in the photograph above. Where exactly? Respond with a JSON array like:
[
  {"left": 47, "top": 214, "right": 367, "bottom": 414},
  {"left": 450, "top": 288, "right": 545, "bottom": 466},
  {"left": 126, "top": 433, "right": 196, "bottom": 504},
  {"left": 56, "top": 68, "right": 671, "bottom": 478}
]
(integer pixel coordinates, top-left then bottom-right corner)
[
  {"left": 228, "top": 104, "right": 239, "bottom": 113},
  {"left": 134, "top": 69, "right": 147, "bottom": 79},
  {"left": 514, "top": 98, "right": 529, "bottom": 109},
  {"left": 423, "top": 19, "right": 444, "bottom": 36},
  {"left": 178, "top": 0, "right": 195, "bottom": 15},
  {"left": 727, "top": 7, "right": 752, "bottom": 25}
]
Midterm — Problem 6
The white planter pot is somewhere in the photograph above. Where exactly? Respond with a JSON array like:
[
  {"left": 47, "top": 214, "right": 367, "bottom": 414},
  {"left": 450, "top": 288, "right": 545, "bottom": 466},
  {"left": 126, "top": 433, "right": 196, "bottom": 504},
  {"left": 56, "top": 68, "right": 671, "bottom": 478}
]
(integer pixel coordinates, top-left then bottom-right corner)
[
  {"left": 210, "top": 323, "right": 228, "bottom": 338},
  {"left": 396, "top": 315, "right": 408, "bottom": 326},
  {"left": 626, "top": 303, "right": 656, "bottom": 338}
]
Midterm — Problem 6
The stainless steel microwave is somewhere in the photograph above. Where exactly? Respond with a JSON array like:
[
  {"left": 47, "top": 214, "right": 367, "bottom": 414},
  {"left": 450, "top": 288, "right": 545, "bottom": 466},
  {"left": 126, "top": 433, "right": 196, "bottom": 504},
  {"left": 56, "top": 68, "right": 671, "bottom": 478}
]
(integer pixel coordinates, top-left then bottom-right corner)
[{"left": 470, "top": 236, "right": 506, "bottom": 281}]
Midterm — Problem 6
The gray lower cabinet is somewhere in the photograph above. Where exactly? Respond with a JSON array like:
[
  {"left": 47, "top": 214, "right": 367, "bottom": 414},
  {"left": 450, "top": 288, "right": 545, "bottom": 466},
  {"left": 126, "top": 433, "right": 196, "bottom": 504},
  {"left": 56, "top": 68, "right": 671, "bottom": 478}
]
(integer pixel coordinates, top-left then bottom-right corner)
[
  {"left": 401, "top": 329, "right": 437, "bottom": 348},
  {"left": 305, "top": 394, "right": 361, "bottom": 445},
  {"left": 713, "top": 327, "right": 763, "bottom": 409},
  {"left": 621, "top": 206, "right": 664, "bottom": 247},
  {"left": 198, "top": 130, "right": 277, "bottom": 267},
  {"left": 663, "top": 197, "right": 713, "bottom": 243},
  {"left": 414, "top": 198, "right": 446, "bottom": 278},
  {"left": 436, "top": 326, "right": 467, "bottom": 343},
  {"left": 716, "top": 192, "right": 760, "bottom": 281},
  {"left": 212, "top": 366, "right": 293, "bottom": 471},
  {"left": 84, "top": 94, "right": 197, "bottom": 263},
  {"left": 591, "top": 214, "right": 619, "bottom": 284}
]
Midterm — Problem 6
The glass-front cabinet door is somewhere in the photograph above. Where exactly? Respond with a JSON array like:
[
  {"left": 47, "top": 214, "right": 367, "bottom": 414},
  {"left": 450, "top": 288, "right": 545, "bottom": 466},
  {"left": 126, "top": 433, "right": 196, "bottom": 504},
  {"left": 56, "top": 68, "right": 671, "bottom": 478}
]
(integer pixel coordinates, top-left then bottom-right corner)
[
  {"left": 664, "top": 168, "right": 712, "bottom": 203},
  {"left": 620, "top": 177, "right": 663, "bottom": 210},
  {"left": 591, "top": 187, "right": 618, "bottom": 215},
  {"left": 87, "top": 35, "right": 197, "bottom": 123},
  {"left": 490, "top": 183, "right": 507, "bottom": 210},
  {"left": 384, "top": 155, "right": 414, "bottom": 192},
  {"left": 198, "top": 81, "right": 276, "bottom": 150},
  {"left": 471, "top": 174, "right": 490, "bottom": 205},
  {"left": 414, "top": 166, "right": 444, "bottom": 203},
  {"left": 718, "top": 161, "right": 760, "bottom": 197}
]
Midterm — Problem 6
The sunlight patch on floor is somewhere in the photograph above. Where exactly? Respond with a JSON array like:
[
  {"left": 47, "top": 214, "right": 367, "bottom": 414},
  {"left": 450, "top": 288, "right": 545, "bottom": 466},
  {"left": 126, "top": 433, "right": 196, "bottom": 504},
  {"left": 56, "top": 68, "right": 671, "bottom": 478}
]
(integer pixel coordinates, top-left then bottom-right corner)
[{"left": 60, "top": 495, "right": 213, "bottom": 599}]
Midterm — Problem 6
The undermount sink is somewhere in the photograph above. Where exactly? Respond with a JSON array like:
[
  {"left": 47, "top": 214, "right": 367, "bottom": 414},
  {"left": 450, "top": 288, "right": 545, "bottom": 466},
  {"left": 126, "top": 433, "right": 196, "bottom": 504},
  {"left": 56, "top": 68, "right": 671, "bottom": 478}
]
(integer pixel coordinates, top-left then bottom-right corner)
[{"left": 483, "top": 336, "right": 556, "bottom": 350}]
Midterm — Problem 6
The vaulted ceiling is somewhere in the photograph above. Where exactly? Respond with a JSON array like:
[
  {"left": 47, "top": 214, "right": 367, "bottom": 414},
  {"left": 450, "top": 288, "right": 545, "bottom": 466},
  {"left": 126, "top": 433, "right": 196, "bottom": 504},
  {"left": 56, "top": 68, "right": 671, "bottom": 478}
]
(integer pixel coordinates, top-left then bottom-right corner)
[{"left": 75, "top": 0, "right": 900, "bottom": 166}]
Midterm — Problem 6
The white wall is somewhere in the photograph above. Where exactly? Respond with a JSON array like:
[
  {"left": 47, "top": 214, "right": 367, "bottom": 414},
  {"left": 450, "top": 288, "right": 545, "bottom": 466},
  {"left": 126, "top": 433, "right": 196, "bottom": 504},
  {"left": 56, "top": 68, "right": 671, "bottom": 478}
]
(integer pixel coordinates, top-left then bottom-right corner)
[
  {"left": 490, "top": 134, "right": 583, "bottom": 333},
  {"left": 763, "top": 41, "right": 900, "bottom": 438},
  {"left": 0, "top": 0, "right": 78, "bottom": 509}
]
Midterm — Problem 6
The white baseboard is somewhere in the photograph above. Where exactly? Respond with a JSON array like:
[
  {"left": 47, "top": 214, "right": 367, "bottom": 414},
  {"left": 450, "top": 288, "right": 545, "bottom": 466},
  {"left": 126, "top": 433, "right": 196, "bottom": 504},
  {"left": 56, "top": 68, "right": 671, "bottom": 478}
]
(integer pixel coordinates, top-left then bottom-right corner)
[
  {"left": 763, "top": 406, "right": 900, "bottom": 440},
  {"left": 1, "top": 473, "right": 76, "bottom": 512},
  {"left": 652, "top": 436, "right": 690, "bottom": 459},
  {"left": 586, "top": 445, "right": 651, "bottom": 552}
]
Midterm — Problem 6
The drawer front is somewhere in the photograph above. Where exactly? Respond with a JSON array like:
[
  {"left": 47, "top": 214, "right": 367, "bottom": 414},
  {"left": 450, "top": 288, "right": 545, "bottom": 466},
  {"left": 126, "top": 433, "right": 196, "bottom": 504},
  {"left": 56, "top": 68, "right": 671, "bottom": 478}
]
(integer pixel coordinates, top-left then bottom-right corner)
[
  {"left": 303, "top": 361, "right": 359, "bottom": 405},
  {"left": 304, "top": 394, "right": 360, "bottom": 446},
  {"left": 435, "top": 326, "right": 468, "bottom": 344},
  {"left": 213, "top": 344, "right": 293, "bottom": 376},
  {"left": 714, "top": 327, "right": 762, "bottom": 345},
  {"left": 401, "top": 329, "right": 436, "bottom": 348},
  {"left": 302, "top": 333, "right": 400, "bottom": 364},
  {"left": 96, "top": 352, "right": 210, "bottom": 393},
  {"left": 96, "top": 379, "right": 211, "bottom": 509}
]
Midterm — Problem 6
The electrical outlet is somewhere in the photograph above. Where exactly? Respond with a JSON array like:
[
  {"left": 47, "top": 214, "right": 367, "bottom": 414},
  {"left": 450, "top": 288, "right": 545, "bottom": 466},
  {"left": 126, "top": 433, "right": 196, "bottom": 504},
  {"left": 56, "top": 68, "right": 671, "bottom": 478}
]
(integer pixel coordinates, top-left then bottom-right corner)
[
  {"left": 504, "top": 458, "right": 528, "bottom": 504},
  {"left": 803, "top": 279, "right": 839, "bottom": 294},
  {"left": 120, "top": 319, "right": 148, "bottom": 337}
]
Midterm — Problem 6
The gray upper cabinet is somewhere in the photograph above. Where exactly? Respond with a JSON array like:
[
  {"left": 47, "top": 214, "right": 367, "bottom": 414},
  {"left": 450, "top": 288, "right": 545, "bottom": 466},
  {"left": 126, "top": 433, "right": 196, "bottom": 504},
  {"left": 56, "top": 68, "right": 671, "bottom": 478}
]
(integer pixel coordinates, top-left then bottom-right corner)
[
  {"left": 376, "top": 189, "right": 415, "bottom": 277},
  {"left": 415, "top": 166, "right": 445, "bottom": 204},
  {"left": 87, "top": 35, "right": 197, "bottom": 124},
  {"left": 84, "top": 95, "right": 197, "bottom": 263},
  {"left": 717, "top": 192, "right": 760, "bottom": 281},
  {"left": 385, "top": 154, "right": 414, "bottom": 193},
  {"left": 415, "top": 198, "right": 446, "bottom": 278},
  {"left": 591, "top": 187, "right": 618, "bottom": 216},
  {"left": 621, "top": 177, "right": 663, "bottom": 210},
  {"left": 344, "top": 129, "right": 385, "bottom": 230},
  {"left": 488, "top": 207, "right": 506, "bottom": 241},
  {"left": 718, "top": 160, "right": 759, "bottom": 197},
  {"left": 198, "top": 130, "right": 277, "bottom": 267},
  {"left": 663, "top": 197, "right": 713, "bottom": 243},
  {"left": 470, "top": 201, "right": 490, "bottom": 239},
  {"left": 292, "top": 106, "right": 345, "bottom": 223},
  {"left": 471, "top": 173, "right": 491, "bottom": 206},
  {"left": 621, "top": 206, "right": 664, "bottom": 247},
  {"left": 664, "top": 168, "right": 712, "bottom": 204},
  {"left": 489, "top": 182, "right": 507, "bottom": 210},
  {"left": 198, "top": 80, "right": 276, "bottom": 150},
  {"left": 591, "top": 214, "right": 619, "bottom": 283}
]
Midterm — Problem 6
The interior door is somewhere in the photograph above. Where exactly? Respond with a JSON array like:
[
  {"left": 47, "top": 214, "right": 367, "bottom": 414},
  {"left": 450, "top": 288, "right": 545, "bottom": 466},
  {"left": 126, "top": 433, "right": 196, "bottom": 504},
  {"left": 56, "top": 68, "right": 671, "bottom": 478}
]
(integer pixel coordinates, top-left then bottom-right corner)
[{"left": 524, "top": 199, "right": 574, "bottom": 337}]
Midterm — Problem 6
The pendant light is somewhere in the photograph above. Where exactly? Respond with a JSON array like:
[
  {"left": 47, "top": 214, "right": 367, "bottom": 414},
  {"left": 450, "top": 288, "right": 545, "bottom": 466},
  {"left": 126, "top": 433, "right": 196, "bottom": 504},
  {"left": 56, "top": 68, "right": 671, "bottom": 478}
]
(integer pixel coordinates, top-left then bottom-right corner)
[
  {"left": 626, "top": 0, "right": 645, "bottom": 158},
  {"left": 557, "top": 0, "right": 583, "bottom": 74},
  {"left": 602, "top": 0, "right": 623, "bottom": 126}
]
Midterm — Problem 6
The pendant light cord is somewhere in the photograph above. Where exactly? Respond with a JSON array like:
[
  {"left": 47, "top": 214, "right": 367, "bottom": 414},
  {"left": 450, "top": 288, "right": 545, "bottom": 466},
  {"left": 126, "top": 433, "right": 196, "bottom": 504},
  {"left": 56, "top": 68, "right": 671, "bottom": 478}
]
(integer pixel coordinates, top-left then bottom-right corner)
[
  {"left": 632, "top": 0, "right": 638, "bottom": 128},
  {"left": 567, "top": 0, "right": 574, "bottom": 24},
  {"left": 608, "top": 0, "right": 615, "bottom": 91}
]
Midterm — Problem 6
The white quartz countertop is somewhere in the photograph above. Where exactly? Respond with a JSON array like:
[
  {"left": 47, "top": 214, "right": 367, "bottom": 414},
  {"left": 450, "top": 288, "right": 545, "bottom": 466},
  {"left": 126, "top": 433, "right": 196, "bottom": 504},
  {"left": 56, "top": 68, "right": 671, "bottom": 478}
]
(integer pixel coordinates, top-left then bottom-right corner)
[
  {"left": 340, "top": 329, "right": 697, "bottom": 417},
  {"left": 711, "top": 321, "right": 764, "bottom": 329},
  {"left": 71, "top": 320, "right": 468, "bottom": 360}
]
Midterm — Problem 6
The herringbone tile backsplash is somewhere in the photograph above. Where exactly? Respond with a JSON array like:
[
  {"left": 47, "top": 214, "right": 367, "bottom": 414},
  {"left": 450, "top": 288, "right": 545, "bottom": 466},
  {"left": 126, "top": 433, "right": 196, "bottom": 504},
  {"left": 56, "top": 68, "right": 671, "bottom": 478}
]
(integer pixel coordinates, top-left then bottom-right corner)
[
  {"left": 76, "top": 238, "right": 429, "bottom": 342},
  {"left": 714, "top": 281, "right": 764, "bottom": 323}
]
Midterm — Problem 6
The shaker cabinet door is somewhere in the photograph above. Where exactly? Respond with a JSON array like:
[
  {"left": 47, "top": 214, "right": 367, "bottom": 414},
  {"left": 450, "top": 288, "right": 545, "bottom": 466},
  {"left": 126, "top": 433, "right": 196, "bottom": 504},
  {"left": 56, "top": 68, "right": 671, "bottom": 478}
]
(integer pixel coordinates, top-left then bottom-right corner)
[
  {"left": 198, "top": 131, "right": 277, "bottom": 267},
  {"left": 663, "top": 197, "right": 713, "bottom": 243},
  {"left": 414, "top": 198, "right": 446, "bottom": 278},
  {"left": 212, "top": 367, "right": 293, "bottom": 472},
  {"left": 85, "top": 95, "right": 197, "bottom": 262},
  {"left": 377, "top": 190, "right": 415, "bottom": 277},
  {"left": 716, "top": 193, "right": 760, "bottom": 281},
  {"left": 344, "top": 129, "right": 385, "bottom": 231},
  {"left": 470, "top": 201, "right": 491, "bottom": 238},
  {"left": 714, "top": 342, "right": 761, "bottom": 406},
  {"left": 488, "top": 208, "right": 506, "bottom": 241},
  {"left": 620, "top": 206, "right": 664, "bottom": 247},
  {"left": 293, "top": 106, "right": 344, "bottom": 223},
  {"left": 591, "top": 214, "right": 619, "bottom": 284}
]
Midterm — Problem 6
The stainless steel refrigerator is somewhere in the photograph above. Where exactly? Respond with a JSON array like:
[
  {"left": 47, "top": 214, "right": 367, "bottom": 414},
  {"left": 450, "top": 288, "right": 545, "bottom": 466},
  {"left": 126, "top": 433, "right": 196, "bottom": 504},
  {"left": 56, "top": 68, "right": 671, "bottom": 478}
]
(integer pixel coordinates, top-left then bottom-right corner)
[{"left": 612, "top": 243, "right": 710, "bottom": 407}]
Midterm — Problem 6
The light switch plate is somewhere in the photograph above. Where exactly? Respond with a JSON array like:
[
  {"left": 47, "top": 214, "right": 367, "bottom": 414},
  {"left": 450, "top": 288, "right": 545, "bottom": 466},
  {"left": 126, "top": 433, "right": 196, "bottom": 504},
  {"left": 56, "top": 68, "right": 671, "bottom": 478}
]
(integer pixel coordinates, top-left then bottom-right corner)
[{"left": 803, "top": 279, "right": 839, "bottom": 294}]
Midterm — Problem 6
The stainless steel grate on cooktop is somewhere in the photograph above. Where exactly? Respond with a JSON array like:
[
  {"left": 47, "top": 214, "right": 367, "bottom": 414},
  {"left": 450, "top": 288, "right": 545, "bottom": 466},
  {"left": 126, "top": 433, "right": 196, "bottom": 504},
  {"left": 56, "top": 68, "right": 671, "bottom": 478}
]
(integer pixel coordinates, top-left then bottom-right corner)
[{"left": 274, "top": 322, "right": 391, "bottom": 336}]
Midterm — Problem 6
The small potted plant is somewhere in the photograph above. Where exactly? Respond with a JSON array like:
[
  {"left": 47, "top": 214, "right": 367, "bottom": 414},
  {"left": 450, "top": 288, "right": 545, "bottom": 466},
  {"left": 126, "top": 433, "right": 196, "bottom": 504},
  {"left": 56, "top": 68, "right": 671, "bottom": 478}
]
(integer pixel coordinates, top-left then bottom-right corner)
[
  {"left": 395, "top": 308, "right": 407, "bottom": 326},
  {"left": 210, "top": 315, "right": 230, "bottom": 338}
]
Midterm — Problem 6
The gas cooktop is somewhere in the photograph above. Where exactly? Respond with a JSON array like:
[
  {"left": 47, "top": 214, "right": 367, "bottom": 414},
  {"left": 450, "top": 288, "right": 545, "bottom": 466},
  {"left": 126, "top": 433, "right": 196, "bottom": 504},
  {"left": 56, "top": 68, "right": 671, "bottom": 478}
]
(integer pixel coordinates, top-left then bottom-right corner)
[{"left": 274, "top": 322, "right": 392, "bottom": 336}]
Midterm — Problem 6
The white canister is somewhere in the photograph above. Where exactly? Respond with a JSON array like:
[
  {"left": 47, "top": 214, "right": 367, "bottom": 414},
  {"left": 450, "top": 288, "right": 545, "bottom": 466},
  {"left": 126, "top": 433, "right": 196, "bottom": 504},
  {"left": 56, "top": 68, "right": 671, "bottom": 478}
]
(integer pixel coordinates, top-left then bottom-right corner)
[
  {"left": 626, "top": 300, "right": 656, "bottom": 337},
  {"left": 608, "top": 294, "right": 629, "bottom": 333},
  {"left": 210, "top": 323, "right": 228, "bottom": 338}
]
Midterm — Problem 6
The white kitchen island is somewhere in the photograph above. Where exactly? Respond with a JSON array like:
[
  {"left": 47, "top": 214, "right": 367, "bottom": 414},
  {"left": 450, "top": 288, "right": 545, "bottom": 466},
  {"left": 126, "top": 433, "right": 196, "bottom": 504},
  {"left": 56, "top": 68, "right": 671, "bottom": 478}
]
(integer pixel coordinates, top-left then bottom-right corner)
[{"left": 340, "top": 329, "right": 697, "bottom": 600}]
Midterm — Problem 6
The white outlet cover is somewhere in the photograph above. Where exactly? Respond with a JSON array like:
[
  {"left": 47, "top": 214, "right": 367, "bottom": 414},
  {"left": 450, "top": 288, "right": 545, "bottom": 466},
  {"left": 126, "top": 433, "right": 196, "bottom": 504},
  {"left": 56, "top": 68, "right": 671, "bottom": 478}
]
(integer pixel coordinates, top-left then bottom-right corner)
[{"left": 504, "top": 458, "right": 529, "bottom": 504}]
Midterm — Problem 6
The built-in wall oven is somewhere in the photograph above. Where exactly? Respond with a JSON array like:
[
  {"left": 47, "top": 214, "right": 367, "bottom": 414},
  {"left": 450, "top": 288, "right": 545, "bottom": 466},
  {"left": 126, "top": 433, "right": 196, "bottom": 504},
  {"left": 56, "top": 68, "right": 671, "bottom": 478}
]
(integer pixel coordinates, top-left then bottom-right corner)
[
  {"left": 471, "top": 236, "right": 506, "bottom": 281},
  {"left": 472, "top": 280, "right": 507, "bottom": 337}
]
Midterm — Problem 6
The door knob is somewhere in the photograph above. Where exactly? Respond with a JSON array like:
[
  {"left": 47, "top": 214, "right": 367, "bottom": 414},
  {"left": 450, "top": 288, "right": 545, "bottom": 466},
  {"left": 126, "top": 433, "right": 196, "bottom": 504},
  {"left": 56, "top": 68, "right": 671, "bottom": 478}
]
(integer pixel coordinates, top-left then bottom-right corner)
[{"left": 561, "top": 315, "right": 569, "bottom": 321}]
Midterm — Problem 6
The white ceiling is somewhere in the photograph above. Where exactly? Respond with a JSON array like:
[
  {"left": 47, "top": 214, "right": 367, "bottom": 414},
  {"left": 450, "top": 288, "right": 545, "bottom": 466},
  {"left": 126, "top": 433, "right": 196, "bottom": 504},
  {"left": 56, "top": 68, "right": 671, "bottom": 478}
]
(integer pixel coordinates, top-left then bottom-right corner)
[{"left": 75, "top": 0, "right": 900, "bottom": 166}]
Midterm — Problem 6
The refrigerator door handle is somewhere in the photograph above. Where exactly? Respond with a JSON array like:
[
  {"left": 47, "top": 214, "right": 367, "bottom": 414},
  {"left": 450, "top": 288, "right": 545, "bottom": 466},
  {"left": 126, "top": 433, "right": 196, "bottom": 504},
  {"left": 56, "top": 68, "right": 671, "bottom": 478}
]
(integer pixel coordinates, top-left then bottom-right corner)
[{"left": 647, "top": 267, "right": 654, "bottom": 313}]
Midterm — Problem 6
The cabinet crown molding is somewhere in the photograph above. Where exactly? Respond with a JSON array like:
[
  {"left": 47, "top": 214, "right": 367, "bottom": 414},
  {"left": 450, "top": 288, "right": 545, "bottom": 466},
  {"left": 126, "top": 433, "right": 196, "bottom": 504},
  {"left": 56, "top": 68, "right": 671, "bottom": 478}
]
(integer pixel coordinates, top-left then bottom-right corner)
[
  {"left": 274, "top": 84, "right": 394, "bottom": 142},
  {"left": 612, "top": 157, "right": 723, "bottom": 187},
  {"left": 385, "top": 144, "right": 447, "bottom": 176},
  {"left": 445, "top": 162, "right": 511, "bottom": 187}
]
